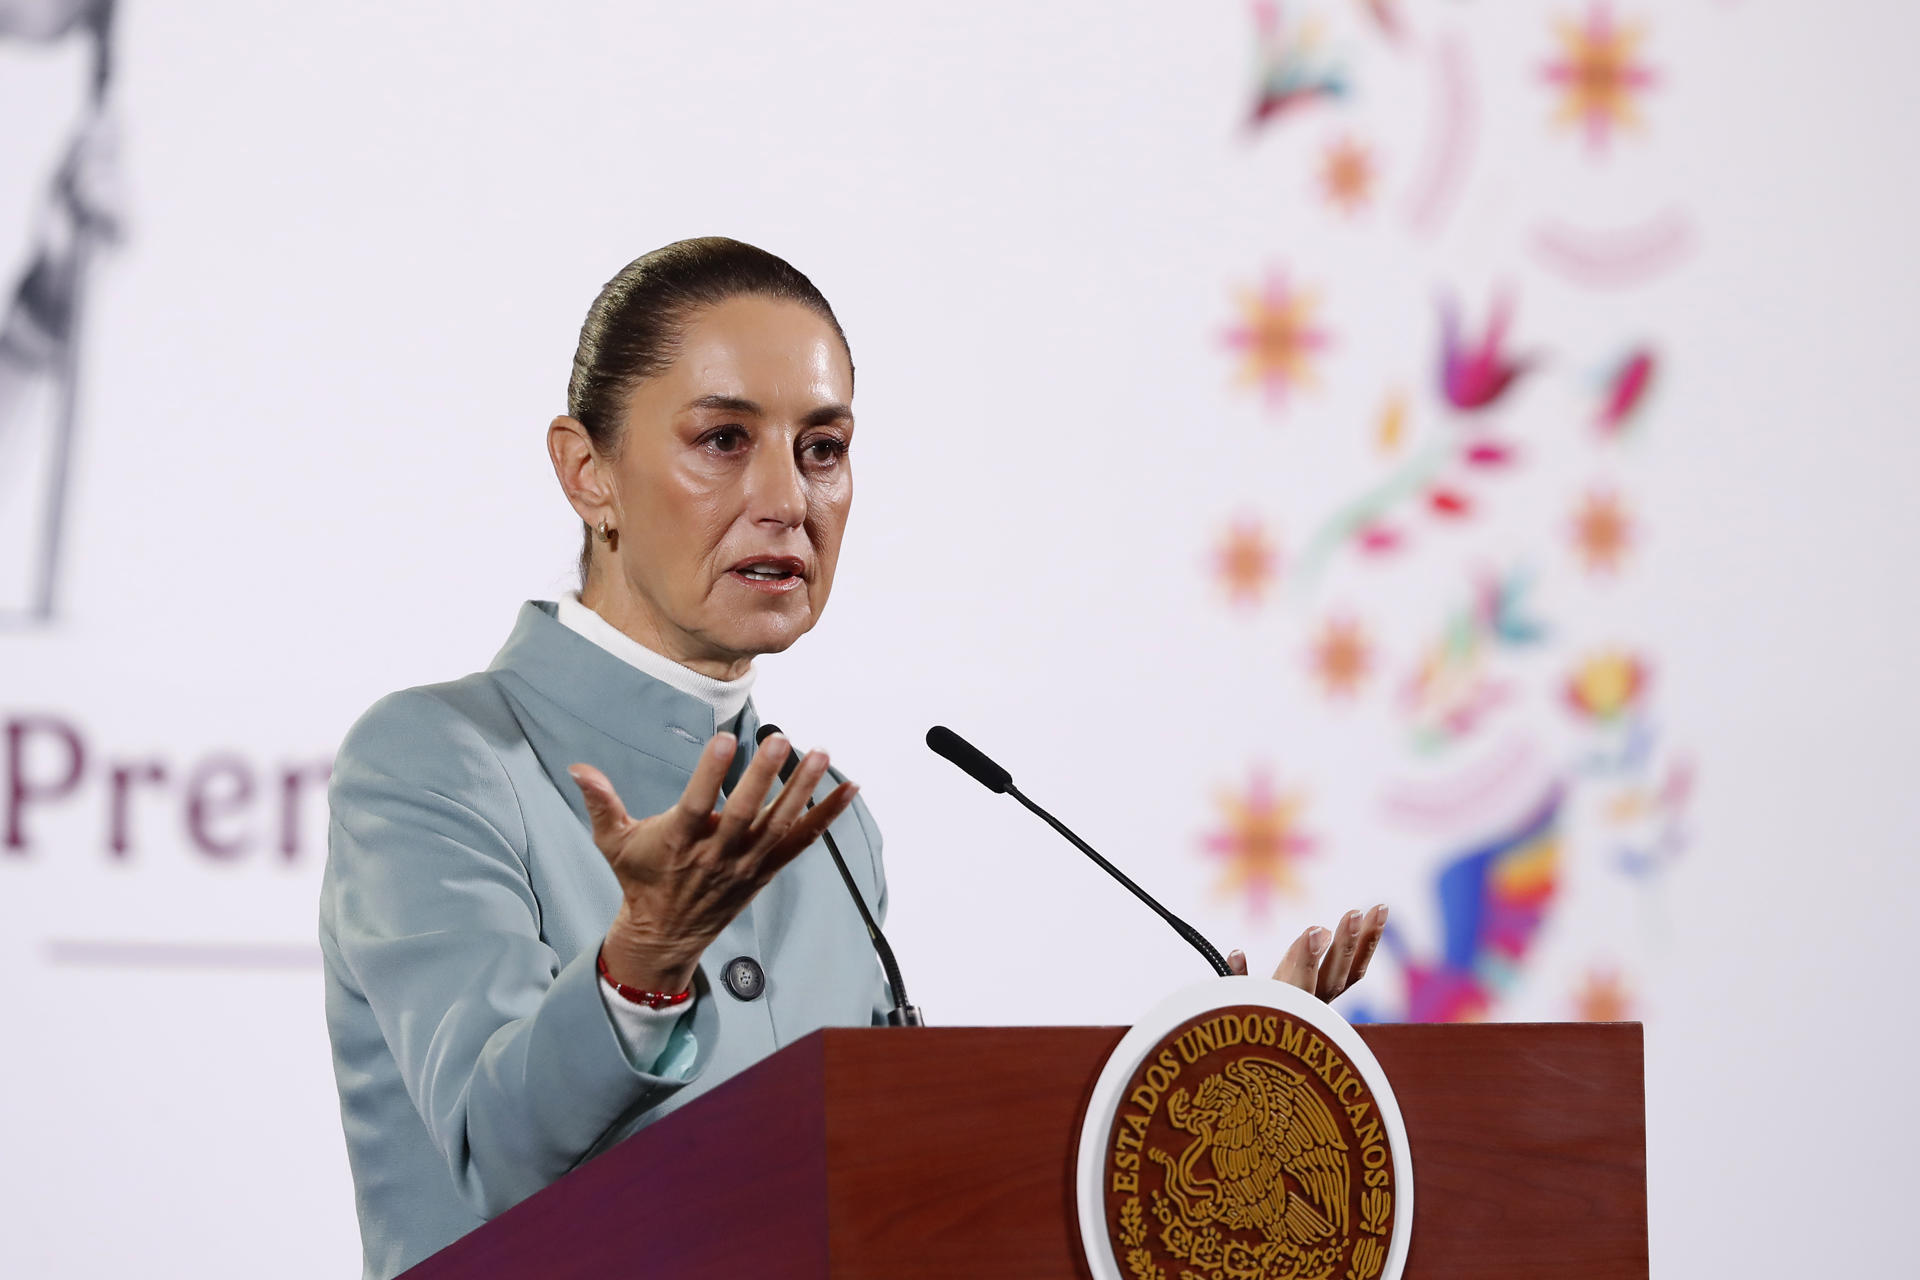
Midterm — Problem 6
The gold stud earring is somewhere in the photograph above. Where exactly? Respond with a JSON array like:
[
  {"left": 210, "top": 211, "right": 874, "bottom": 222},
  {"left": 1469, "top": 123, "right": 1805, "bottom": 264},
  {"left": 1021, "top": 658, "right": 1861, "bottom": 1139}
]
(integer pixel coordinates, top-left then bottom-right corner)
[{"left": 596, "top": 518, "right": 618, "bottom": 551}]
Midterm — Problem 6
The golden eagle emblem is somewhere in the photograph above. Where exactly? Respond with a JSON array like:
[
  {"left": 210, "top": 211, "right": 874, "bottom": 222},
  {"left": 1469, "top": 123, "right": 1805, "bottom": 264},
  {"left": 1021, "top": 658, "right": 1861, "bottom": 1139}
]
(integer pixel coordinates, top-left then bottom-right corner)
[
  {"left": 1102, "top": 1005, "right": 1397, "bottom": 1280},
  {"left": 1148, "top": 1057, "right": 1350, "bottom": 1279}
]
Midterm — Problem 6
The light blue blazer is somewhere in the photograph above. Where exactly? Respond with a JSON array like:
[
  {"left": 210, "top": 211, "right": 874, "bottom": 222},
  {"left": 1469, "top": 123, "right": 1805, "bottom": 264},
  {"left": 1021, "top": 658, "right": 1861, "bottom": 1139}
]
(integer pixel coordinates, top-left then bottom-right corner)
[{"left": 319, "top": 601, "right": 892, "bottom": 1279}]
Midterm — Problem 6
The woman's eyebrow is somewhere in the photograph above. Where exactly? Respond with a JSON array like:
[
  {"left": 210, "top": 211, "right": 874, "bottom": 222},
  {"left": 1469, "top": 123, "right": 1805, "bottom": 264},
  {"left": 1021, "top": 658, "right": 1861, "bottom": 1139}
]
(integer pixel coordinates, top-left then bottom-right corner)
[
  {"left": 683, "top": 393, "right": 850, "bottom": 425},
  {"left": 685, "top": 393, "right": 762, "bottom": 415},
  {"left": 803, "top": 403, "right": 853, "bottom": 426}
]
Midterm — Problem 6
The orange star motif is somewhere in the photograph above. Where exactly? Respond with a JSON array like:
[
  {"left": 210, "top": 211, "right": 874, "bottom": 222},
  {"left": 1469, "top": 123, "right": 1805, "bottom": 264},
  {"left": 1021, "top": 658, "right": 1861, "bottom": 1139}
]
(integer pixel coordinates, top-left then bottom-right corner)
[
  {"left": 1575, "top": 968, "right": 1632, "bottom": 1021},
  {"left": 1201, "top": 768, "right": 1316, "bottom": 917},
  {"left": 1320, "top": 137, "right": 1375, "bottom": 214},
  {"left": 1542, "top": 4, "right": 1657, "bottom": 153},
  {"left": 1310, "top": 616, "right": 1373, "bottom": 697},
  {"left": 1214, "top": 517, "right": 1280, "bottom": 607},
  {"left": 1223, "top": 270, "right": 1329, "bottom": 412},
  {"left": 1572, "top": 489, "right": 1633, "bottom": 573}
]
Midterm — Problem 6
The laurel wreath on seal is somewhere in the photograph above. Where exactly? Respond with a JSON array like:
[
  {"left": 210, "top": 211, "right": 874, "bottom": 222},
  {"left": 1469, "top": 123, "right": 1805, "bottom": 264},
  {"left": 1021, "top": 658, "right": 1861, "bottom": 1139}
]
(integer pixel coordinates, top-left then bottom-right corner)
[
  {"left": 1117, "top": 1186, "right": 1390, "bottom": 1280},
  {"left": 1118, "top": 1196, "right": 1167, "bottom": 1280}
]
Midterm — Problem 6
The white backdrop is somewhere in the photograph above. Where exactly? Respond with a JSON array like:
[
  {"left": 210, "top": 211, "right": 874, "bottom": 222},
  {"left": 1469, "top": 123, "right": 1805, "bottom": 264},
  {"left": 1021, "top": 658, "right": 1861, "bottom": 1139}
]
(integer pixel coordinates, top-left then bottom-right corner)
[{"left": 2, "top": 2, "right": 1916, "bottom": 1275}]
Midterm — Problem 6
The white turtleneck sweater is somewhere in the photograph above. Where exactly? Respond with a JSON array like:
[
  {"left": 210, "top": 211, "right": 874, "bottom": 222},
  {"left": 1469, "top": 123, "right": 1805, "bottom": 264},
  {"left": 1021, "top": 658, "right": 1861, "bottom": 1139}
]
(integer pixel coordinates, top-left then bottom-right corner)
[{"left": 557, "top": 592, "right": 754, "bottom": 1073}]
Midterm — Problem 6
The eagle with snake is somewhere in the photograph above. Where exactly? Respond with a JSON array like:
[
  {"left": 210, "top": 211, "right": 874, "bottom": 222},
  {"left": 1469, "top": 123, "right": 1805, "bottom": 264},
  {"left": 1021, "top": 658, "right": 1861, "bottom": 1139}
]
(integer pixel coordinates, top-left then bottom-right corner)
[{"left": 1147, "top": 1056, "right": 1350, "bottom": 1279}]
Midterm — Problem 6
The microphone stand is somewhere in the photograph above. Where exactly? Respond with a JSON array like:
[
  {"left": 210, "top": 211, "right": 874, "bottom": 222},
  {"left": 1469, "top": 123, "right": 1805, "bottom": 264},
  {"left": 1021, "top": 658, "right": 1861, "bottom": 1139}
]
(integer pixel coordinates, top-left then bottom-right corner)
[
  {"left": 926, "top": 725, "right": 1231, "bottom": 977},
  {"left": 757, "top": 724, "right": 924, "bottom": 1026}
]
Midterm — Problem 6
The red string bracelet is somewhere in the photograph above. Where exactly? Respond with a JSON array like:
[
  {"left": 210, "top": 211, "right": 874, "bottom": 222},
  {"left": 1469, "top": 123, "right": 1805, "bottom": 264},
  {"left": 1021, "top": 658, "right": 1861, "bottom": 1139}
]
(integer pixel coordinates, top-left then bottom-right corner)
[{"left": 597, "top": 947, "right": 693, "bottom": 1009}]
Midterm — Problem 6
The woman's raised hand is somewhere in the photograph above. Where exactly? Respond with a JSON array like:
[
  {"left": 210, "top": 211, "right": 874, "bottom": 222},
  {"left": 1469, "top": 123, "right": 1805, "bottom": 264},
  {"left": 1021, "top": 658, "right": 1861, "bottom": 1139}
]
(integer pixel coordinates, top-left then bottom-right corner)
[
  {"left": 569, "top": 732, "right": 857, "bottom": 995},
  {"left": 1227, "top": 904, "right": 1388, "bottom": 1004}
]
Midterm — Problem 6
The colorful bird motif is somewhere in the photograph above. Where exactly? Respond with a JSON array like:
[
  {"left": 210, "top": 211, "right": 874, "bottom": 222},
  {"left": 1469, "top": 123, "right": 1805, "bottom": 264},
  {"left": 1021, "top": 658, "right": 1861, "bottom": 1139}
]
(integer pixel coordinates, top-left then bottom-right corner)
[
  {"left": 1352, "top": 784, "right": 1565, "bottom": 1024},
  {"left": 1438, "top": 292, "right": 1537, "bottom": 413},
  {"left": 1542, "top": 4, "right": 1657, "bottom": 154},
  {"left": 1246, "top": 1, "right": 1347, "bottom": 134},
  {"left": 1201, "top": 767, "right": 1317, "bottom": 918},
  {"left": 1224, "top": 270, "right": 1329, "bottom": 411}
]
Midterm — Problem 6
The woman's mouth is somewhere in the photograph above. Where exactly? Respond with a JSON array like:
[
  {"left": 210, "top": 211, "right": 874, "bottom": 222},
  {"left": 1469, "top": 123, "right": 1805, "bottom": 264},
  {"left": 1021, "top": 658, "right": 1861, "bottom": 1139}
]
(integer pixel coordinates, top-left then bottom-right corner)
[{"left": 727, "top": 556, "right": 807, "bottom": 594}]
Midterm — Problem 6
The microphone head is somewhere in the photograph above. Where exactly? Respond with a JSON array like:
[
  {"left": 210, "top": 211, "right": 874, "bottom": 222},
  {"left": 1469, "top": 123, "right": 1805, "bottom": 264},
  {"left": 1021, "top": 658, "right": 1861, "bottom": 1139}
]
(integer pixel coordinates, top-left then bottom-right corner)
[
  {"left": 925, "top": 725, "right": 1012, "bottom": 794},
  {"left": 754, "top": 723, "right": 801, "bottom": 782}
]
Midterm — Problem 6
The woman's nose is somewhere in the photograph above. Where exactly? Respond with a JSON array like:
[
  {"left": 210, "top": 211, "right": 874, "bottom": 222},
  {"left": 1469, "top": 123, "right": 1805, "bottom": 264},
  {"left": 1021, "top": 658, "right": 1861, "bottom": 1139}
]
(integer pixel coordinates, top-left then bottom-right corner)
[{"left": 744, "top": 440, "right": 807, "bottom": 526}]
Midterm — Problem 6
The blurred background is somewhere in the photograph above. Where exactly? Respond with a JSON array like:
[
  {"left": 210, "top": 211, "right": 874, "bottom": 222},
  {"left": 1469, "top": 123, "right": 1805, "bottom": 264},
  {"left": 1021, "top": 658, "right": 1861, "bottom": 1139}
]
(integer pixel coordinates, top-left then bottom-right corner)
[{"left": 2, "top": 1, "right": 1914, "bottom": 1274}]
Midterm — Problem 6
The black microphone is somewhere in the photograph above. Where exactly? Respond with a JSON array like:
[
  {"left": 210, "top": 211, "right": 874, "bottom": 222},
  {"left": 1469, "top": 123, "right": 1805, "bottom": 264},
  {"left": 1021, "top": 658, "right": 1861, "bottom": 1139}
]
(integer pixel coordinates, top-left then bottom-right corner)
[
  {"left": 756, "top": 724, "right": 923, "bottom": 1026},
  {"left": 926, "top": 725, "right": 1232, "bottom": 977}
]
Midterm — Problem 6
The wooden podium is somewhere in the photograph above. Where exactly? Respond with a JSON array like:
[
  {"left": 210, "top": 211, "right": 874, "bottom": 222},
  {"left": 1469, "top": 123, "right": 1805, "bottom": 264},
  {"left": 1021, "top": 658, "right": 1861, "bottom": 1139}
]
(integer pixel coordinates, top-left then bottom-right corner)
[{"left": 401, "top": 1024, "right": 1647, "bottom": 1279}]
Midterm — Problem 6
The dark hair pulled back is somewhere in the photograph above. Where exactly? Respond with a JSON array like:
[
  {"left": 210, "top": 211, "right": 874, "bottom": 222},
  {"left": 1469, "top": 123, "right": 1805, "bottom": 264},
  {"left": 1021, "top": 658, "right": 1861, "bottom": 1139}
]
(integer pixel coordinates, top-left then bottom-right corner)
[{"left": 567, "top": 236, "right": 852, "bottom": 587}]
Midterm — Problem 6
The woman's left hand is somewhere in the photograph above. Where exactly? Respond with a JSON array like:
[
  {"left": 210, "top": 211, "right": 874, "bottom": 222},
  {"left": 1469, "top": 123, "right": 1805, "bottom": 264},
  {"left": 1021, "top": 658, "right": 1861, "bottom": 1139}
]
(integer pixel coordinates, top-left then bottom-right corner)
[{"left": 1228, "top": 904, "right": 1388, "bottom": 1002}]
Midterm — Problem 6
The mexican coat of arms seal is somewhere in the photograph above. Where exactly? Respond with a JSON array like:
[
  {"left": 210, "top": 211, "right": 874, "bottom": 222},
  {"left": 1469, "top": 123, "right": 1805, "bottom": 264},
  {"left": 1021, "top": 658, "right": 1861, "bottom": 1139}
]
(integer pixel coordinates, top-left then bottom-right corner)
[{"left": 1077, "top": 978, "right": 1414, "bottom": 1280}]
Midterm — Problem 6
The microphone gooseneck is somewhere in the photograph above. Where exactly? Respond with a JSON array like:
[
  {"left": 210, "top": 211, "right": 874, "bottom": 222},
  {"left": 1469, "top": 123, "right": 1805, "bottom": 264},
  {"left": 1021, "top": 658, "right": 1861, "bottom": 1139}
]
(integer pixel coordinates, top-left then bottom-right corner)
[
  {"left": 756, "top": 724, "right": 924, "bottom": 1027},
  {"left": 925, "top": 725, "right": 1233, "bottom": 978}
]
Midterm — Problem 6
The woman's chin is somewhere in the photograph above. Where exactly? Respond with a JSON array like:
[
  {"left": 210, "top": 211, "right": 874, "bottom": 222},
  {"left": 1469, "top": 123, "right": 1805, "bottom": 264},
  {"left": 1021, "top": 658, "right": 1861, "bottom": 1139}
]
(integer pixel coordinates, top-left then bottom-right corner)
[{"left": 716, "top": 613, "right": 813, "bottom": 660}]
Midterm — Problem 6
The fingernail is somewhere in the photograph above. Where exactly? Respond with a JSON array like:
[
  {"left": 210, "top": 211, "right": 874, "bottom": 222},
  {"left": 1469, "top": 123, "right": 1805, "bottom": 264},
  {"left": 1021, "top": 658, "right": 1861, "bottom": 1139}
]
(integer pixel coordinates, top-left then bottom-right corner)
[
  {"left": 1229, "top": 948, "right": 1244, "bottom": 963},
  {"left": 1345, "top": 910, "right": 1361, "bottom": 933},
  {"left": 1310, "top": 928, "right": 1331, "bottom": 954},
  {"left": 714, "top": 732, "right": 737, "bottom": 753},
  {"left": 1375, "top": 904, "right": 1389, "bottom": 925}
]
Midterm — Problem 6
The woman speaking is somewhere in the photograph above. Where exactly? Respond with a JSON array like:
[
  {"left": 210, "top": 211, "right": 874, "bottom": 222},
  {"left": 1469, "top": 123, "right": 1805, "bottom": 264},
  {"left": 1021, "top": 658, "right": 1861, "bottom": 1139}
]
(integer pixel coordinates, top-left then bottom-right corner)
[{"left": 319, "top": 237, "right": 1387, "bottom": 1279}]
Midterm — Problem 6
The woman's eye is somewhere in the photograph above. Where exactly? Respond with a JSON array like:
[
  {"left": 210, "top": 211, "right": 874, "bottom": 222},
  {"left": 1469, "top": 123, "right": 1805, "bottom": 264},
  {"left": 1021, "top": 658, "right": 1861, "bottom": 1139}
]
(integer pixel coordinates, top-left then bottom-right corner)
[
  {"left": 802, "top": 438, "right": 847, "bottom": 466},
  {"left": 705, "top": 427, "right": 747, "bottom": 453}
]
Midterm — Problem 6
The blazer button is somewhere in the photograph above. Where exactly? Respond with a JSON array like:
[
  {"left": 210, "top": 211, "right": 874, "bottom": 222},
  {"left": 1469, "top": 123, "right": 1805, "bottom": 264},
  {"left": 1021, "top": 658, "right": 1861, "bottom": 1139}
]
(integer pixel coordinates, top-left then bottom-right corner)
[{"left": 723, "top": 956, "right": 766, "bottom": 1001}]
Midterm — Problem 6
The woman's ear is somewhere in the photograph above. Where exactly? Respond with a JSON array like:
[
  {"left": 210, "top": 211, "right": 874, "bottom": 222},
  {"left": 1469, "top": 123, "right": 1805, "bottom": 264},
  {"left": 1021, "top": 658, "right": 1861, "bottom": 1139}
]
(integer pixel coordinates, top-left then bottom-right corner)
[{"left": 547, "top": 416, "right": 615, "bottom": 525}]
